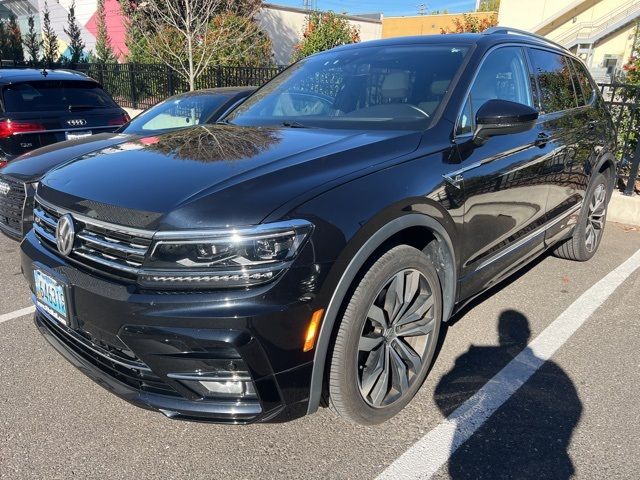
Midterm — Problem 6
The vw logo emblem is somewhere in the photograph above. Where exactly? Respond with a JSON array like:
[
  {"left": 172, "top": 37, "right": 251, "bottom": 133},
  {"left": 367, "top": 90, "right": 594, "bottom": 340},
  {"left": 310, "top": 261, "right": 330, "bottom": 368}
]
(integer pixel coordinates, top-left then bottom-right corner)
[
  {"left": 56, "top": 214, "right": 75, "bottom": 256},
  {"left": 67, "top": 119, "right": 87, "bottom": 127}
]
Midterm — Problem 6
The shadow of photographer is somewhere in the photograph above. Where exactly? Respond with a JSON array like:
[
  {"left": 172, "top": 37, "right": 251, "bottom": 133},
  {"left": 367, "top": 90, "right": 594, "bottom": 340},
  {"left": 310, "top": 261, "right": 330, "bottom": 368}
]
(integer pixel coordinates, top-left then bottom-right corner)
[{"left": 434, "top": 310, "right": 582, "bottom": 479}]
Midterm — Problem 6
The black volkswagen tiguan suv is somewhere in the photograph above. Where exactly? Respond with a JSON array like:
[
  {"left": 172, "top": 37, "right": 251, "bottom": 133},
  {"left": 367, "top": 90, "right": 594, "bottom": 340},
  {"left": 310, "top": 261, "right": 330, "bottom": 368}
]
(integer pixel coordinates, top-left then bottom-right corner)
[{"left": 21, "top": 29, "right": 615, "bottom": 425}]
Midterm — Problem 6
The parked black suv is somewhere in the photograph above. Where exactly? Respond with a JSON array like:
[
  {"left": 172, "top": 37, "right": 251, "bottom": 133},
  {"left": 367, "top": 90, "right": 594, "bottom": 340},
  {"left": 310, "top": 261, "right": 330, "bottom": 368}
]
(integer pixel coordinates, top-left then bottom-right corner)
[
  {"left": 0, "top": 87, "right": 253, "bottom": 241},
  {"left": 0, "top": 69, "right": 128, "bottom": 165},
  {"left": 21, "top": 29, "right": 615, "bottom": 425}
]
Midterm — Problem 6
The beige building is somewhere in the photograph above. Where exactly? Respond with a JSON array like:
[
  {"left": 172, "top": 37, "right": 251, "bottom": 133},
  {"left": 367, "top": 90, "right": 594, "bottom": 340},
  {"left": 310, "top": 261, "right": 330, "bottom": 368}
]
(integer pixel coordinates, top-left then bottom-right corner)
[
  {"left": 499, "top": 0, "right": 640, "bottom": 81},
  {"left": 258, "top": 4, "right": 383, "bottom": 65},
  {"left": 382, "top": 12, "right": 497, "bottom": 38}
]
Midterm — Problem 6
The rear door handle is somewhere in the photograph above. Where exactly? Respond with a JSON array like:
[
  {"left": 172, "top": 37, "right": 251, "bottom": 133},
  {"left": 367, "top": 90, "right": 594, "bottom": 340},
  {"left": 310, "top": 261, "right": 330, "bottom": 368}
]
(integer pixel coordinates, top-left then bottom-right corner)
[{"left": 535, "top": 133, "right": 550, "bottom": 148}]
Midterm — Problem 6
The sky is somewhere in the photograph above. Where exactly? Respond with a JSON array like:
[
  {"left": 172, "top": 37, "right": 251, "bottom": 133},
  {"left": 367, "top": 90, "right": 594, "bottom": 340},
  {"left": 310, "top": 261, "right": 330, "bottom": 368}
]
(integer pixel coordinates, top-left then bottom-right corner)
[{"left": 272, "top": 0, "right": 479, "bottom": 17}]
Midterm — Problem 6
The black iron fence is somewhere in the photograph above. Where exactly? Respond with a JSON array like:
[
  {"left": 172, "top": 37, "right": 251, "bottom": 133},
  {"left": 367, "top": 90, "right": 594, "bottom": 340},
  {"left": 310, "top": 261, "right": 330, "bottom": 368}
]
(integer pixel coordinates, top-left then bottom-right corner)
[
  {"left": 0, "top": 61, "right": 285, "bottom": 110},
  {"left": 598, "top": 82, "right": 640, "bottom": 196}
]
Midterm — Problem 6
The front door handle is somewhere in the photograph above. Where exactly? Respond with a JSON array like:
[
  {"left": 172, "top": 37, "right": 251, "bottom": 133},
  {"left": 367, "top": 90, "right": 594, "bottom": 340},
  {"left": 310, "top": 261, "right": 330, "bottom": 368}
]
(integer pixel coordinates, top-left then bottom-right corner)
[{"left": 535, "top": 133, "right": 550, "bottom": 148}]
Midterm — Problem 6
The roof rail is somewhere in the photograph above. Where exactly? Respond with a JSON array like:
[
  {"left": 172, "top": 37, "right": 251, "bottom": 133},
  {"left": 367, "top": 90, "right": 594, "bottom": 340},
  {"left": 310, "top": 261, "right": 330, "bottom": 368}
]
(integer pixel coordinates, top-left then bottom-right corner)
[{"left": 484, "top": 26, "right": 569, "bottom": 52}]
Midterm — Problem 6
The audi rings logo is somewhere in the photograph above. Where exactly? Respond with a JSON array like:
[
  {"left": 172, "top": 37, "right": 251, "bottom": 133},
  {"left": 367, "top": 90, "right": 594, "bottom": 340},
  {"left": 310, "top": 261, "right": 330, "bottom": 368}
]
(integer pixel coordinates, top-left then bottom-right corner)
[
  {"left": 66, "top": 119, "right": 87, "bottom": 127},
  {"left": 56, "top": 214, "right": 76, "bottom": 256}
]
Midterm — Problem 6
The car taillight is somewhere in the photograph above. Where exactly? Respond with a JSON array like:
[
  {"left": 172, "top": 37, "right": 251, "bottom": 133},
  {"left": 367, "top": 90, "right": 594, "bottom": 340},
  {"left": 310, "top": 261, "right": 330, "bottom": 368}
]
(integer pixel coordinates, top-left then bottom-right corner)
[
  {"left": 109, "top": 113, "right": 131, "bottom": 126},
  {"left": 0, "top": 119, "right": 45, "bottom": 139}
]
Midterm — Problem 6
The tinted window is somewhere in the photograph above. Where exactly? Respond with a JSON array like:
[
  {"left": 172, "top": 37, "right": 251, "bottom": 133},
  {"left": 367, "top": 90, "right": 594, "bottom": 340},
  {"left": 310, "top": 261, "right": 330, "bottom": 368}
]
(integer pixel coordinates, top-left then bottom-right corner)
[
  {"left": 528, "top": 49, "right": 579, "bottom": 113},
  {"left": 571, "top": 58, "right": 595, "bottom": 105},
  {"left": 123, "top": 93, "right": 229, "bottom": 135},
  {"left": 456, "top": 47, "right": 533, "bottom": 135},
  {"left": 2, "top": 80, "right": 118, "bottom": 112},
  {"left": 227, "top": 45, "right": 469, "bottom": 130}
]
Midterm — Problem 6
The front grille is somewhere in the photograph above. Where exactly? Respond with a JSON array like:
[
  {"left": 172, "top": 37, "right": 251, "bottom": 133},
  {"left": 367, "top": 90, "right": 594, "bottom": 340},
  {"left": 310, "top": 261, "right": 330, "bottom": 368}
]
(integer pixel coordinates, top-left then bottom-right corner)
[
  {"left": 39, "top": 310, "right": 179, "bottom": 397},
  {"left": 0, "top": 175, "right": 26, "bottom": 235},
  {"left": 33, "top": 197, "right": 153, "bottom": 279}
]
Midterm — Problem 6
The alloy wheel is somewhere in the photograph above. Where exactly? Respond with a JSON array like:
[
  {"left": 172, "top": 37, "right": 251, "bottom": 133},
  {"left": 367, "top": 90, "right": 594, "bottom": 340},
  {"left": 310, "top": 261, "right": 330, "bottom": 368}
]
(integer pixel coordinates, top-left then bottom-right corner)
[
  {"left": 585, "top": 184, "right": 606, "bottom": 253},
  {"left": 357, "top": 269, "right": 436, "bottom": 407}
]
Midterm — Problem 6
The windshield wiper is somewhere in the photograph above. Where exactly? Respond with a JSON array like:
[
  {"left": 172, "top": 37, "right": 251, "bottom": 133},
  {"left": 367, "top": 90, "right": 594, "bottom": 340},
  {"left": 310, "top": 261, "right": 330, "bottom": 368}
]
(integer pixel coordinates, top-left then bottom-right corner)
[{"left": 281, "top": 120, "right": 309, "bottom": 129}]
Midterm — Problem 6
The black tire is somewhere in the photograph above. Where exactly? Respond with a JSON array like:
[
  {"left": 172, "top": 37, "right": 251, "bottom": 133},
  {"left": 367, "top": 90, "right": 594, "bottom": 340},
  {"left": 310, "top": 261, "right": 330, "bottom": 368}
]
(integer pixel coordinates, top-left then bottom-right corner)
[
  {"left": 553, "top": 172, "right": 609, "bottom": 262},
  {"left": 328, "top": 244, "right": 442, "bottom": 425}
]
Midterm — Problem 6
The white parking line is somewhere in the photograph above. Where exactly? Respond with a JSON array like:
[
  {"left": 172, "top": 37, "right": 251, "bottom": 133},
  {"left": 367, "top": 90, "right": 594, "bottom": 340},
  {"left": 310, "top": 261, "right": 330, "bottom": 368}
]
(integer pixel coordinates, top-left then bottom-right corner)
[
  {"left": 376, "top": 247, "right": 640, "bottom": 480},
  {"left": 0, "top": 305, "right": 35, "bottom": 325}
]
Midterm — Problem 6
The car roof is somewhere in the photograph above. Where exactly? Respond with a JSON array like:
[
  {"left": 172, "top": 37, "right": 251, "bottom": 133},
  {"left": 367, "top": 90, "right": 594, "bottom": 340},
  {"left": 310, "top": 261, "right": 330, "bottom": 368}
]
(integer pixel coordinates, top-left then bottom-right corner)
[
  {"left": 324, "top": 30, "right": 568, "bottom": 56},
  {"left": 0, "top": 68, "right": 98, "bottom": 85}
]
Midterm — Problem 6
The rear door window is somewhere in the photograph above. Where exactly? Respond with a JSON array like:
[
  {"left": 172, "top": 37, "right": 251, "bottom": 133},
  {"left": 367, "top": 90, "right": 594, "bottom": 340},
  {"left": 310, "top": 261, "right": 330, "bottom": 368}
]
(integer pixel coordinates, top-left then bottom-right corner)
[
  {"left": 528, "top": 49, "right": 579, "bottom": 114},
  {"left": 2, "top": 80, "right": 118, "bottom": 113}
]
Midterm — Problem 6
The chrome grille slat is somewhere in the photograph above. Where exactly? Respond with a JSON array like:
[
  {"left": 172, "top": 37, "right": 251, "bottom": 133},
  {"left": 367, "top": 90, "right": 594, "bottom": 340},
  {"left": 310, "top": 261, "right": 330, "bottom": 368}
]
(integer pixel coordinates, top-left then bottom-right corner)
[
  {"left": 73, "top": 249, "right": 142, "bottom": 275},
  {"left": 33, "top": 198, "right": 153, "bottom": 278},
  {"left": 34, "top": 207, "right": 57, "bottom": 229},
  {"left": 34, "top": 223, "right": 56, "bottom": 244},
  {"left": 76, "top": 231, "right": 148, "bottom": 257}
]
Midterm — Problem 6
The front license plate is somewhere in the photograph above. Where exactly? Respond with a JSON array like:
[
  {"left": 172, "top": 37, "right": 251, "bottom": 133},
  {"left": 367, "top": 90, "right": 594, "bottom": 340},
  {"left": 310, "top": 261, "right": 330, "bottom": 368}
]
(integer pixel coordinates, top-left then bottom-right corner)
[
  {"left": 34, "top": 269, "right": 68, "bottom": 325},
  {"left": 65, "top": 130, "right": 92, "bottom": 141}
]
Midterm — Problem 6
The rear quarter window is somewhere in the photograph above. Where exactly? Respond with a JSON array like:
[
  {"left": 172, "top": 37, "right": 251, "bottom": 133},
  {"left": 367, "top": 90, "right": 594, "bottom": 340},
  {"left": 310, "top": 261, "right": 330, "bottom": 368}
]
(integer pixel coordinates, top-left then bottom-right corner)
[
  {"left": 571, "top": 58, "right": 595, "bottom": 105},
  {"left": 2, "top": 80, "right": 118, "bottom": 113}
]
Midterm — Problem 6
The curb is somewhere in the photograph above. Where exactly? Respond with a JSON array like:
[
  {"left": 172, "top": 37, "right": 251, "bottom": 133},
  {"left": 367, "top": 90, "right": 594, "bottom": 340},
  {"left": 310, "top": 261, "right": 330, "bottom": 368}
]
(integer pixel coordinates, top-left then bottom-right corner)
[{"left": 608, "top": 191, "right": 640, "bottom": 226}]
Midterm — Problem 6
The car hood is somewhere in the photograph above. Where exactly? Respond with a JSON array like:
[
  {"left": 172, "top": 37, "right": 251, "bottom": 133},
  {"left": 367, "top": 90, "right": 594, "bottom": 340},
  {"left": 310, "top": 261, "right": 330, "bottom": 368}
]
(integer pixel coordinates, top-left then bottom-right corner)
[
  {"left": 1, "top": 133, "right": 136, "bottom": 181},
  {"left": 39, "top": 124, "right": 422, "bottom": 229}
]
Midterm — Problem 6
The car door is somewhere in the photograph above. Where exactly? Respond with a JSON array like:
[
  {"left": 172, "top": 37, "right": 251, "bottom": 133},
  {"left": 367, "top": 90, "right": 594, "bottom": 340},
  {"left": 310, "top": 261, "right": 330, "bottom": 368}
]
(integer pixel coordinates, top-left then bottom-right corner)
[
  {"left": 525, "top": 48, "right": 586, "bottom": 246},
  {"left": 450, "top": 45, "right": 556, "bottom": 299}
]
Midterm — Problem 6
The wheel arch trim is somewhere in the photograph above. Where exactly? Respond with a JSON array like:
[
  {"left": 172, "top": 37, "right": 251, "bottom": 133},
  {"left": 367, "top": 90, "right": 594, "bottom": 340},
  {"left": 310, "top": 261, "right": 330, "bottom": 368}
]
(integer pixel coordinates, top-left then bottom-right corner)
[
  {"left": 593, "top": 153, "right": 616, "bottom": 184},
  {"left": 306, "top": 214, "right": 457, "bottom": 414}
]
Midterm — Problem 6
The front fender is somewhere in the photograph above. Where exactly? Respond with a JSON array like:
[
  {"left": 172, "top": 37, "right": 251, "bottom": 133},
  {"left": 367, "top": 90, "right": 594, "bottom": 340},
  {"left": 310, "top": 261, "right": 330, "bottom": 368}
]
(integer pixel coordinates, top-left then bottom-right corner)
[{"left": 306, "top": 212, "right": 457, "bottom": 415}]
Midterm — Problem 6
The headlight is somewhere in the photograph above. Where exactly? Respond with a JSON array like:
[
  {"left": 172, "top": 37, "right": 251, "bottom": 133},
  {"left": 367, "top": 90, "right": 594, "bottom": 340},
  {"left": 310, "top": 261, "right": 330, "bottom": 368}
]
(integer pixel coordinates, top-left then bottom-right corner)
[{"left": 138, "top": 219, "right": 313, "bottom": 289}]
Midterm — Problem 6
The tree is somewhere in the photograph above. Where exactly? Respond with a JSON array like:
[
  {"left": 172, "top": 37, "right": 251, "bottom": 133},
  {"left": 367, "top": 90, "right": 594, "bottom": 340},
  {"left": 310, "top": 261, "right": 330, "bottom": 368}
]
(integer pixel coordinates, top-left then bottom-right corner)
[
  {"left": 64, "top": 0, "right": 86, "bottom": 64},
  {"left": 95, "top": 0, "right": 118, "bottom": 63},
  {"left": 137, "top": 0, "right": 266, "bottom": 91},
  {"left": 623, "top": 24, "right": 640, "bottom": 84},
  {"left": 7, "top": 16, "right": 24, "bottom": 62},
  {"left": 0, "top": 22, "right": 8, "bottom": 60},
  {"left": 478, "top": 0, "right": 500, "bottom": 11},
  {"left": 23, "top": 15, "right": 42, "bottom": 64},
  {"left": 42, "top": 1, "right": 59, "bottom": 66},
  {"left": 440, "top": 13, "right": 498, "bottom": 33},
  {"left": 292, "top": 11, "right": 360, "bottom": 62},
  {"left": 118, "top": 0, "right": 153, "bottom": 63}
]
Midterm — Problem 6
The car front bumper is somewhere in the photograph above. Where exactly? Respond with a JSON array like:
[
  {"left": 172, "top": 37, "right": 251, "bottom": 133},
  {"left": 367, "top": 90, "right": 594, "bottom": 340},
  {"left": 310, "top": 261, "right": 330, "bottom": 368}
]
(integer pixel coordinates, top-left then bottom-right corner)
[{"left": 22, "top": 230, "right": 323, "bottom": 424}]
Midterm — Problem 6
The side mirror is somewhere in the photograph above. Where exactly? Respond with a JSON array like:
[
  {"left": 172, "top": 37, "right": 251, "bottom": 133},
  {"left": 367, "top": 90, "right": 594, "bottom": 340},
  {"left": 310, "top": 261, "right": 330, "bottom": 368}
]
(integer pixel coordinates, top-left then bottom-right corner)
[{"left": 473, "top": 99, "right": 538, "bottom": 145}]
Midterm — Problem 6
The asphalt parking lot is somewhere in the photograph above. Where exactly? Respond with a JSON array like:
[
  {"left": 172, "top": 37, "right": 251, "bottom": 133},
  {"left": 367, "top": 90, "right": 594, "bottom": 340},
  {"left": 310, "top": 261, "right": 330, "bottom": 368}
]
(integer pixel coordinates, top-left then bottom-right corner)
[{"left": 1, "top": 222, "right": 640, "bottom": 480}]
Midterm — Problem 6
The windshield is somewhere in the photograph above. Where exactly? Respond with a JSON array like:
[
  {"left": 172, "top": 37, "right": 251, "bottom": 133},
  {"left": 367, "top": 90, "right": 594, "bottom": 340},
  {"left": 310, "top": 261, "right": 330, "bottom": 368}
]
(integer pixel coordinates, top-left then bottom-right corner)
[
  {"left": 2, "top": 80, "right": 118, "bottom": 112},
  {"left": 122, "top": 93, "right": 231, "bottom": 135},
  {"left": 226, "top": 44, "right": 469, "bottom": 130}
]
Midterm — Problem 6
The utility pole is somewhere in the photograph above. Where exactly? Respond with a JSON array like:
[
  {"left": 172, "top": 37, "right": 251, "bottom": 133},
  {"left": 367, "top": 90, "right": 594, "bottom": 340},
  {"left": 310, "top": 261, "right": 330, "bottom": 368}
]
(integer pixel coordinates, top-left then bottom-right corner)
[{"left": 417, "top": 3, "right": 426, "bottom": 15}]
